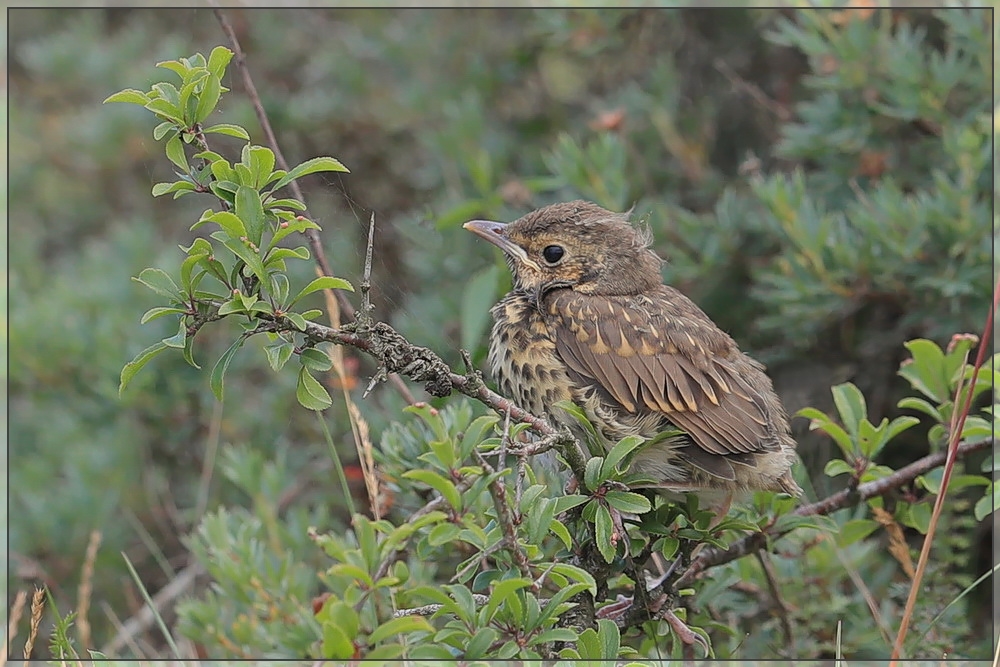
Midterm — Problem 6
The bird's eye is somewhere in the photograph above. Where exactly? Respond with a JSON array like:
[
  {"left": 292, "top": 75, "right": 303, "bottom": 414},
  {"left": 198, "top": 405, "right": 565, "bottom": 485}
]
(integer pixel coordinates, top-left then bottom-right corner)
[{"left": 542, "top": 245, "right": 565, "bottom": 264}]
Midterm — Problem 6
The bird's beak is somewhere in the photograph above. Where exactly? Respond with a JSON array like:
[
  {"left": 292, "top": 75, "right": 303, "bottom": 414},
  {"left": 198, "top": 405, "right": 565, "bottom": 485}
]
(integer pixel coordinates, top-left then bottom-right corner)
[
  {"left": 463, "top": 219, "right": 536, "bottom": 267},
  {"left": 463, "top": 220, "right": 512, "bottom": 251}
]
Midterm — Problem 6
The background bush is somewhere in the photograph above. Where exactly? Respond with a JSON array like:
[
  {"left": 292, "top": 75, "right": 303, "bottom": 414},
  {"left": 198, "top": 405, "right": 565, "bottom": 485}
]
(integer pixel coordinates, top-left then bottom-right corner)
[{"left": 7, "top": 6, "right": 995, "bottom": 660}]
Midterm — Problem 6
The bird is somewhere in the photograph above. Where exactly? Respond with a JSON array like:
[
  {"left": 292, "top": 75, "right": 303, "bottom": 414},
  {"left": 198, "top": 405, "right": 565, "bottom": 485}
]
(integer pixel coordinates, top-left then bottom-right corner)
[{"left": 464, "top": 200, "right": 801, "bottom": 516}]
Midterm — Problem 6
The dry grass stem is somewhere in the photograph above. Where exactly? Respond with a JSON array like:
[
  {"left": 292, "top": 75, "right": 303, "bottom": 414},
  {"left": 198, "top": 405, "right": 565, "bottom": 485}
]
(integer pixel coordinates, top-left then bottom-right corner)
[
  {"left": 24, "top": 588, "right": 45, "bottom": 660},
  {"left": 1, "top": 590, "right": 28, "bottom": 667},
  {"left": 77, "top": 530, "right": 102, "bottom": 652}
]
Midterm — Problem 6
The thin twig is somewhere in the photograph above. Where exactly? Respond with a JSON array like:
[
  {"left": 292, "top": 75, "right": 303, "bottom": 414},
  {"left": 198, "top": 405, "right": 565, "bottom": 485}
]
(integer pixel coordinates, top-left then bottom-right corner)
[
  {"left": 474, "top": 449, "right": 536, "bottom": 590},
  {"left": 360, "top": 212, "right": 376, "bottom": 326},
  {"left": 754, "top": 550, "right": 794, "bottom": 649},
  {"left": 393, "top": 594, "right": 491, "bottom": 618},
  {"left": 713, "top": 57, "right": 792, "bottom": 121}
]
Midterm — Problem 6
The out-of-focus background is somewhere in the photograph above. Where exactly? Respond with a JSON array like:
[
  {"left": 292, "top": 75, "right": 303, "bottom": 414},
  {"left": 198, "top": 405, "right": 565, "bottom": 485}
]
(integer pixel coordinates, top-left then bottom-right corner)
[{"left": 7, "top": 5, "right": 995, "bottom": 660}]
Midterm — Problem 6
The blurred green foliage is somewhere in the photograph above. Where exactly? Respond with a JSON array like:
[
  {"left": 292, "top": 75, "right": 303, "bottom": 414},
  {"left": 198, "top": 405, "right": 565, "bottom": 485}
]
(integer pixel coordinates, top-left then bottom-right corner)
[{"left": 8, "top": 5, "right": 994, "bottom": 660}]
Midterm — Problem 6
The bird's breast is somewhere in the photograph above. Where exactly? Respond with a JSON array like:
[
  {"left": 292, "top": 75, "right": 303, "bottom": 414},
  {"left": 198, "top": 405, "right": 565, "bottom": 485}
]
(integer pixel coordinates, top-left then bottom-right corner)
[{"left": 488, "top": 293, "right": 575, "bottom": 420}]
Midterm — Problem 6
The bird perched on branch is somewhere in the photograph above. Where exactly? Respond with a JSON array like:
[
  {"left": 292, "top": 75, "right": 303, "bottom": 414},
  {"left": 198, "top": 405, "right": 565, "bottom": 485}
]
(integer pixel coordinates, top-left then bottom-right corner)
[{"left": 464, "top": 200, "right": 801, "bottom": 515}]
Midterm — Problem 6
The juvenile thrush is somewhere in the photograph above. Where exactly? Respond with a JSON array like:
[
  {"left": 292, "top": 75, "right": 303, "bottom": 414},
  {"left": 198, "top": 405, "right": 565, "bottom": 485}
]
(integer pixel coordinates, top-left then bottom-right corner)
[{"left": 464, "top": 201, "right": 801, "bottom": 512}]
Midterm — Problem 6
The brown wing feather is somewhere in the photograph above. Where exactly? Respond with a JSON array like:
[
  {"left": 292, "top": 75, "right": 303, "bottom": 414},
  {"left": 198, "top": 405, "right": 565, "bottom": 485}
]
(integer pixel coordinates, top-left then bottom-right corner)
[{"left": 548, "top": 287, "right": 778, "bottom": 457}]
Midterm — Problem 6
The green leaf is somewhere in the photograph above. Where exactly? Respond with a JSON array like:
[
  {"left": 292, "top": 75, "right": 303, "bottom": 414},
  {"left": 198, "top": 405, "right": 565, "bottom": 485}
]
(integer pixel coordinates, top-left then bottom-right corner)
[
  {"left": 659, "top": 536, "right": 679, "bottom": 560},
  {"left": 798, "top": 407, "right": 855, "bottom": 459},
  {"left": 152, "top": 180, "right": 196, "bottom": 197},
  {"left": 600, "top": 434, "right": 646, "bottom": 479},
  {"left": 594, "top": 503, "right": 616, "bottom": 563},
  {"left": 576, "top": 627, "right": 601, "bottom": 659},
  {"left": 144, "top": 97, "right": 183, "bottom": 124},
  {"left": 248, "top": 145, "right": 276, "bottom": 189},
  {"left": 529, "top": 627, "right": 579, "bottom": 646},
  {"left": 831, "top": 382, "right": 866, "bottom": 440},
  {"left": 547, "top": 563, "right": 597, "bottom": 597},
  {"left": 328, "top": 563, "right": 374, "bottom": 589},
  {"left": 207, "top": 46, "right": 234, "bottom": 78},
  {"left": 152, "top": 122, "right": 175, "bottom": 141},
  {"left": 221, "top": 298, "right": 252, "bottom": 316},
  {"left": 836, "top": 518, "right": 879, "bottom": 547},
  {"left": 584, "top": 457, "right": 604, "bottom": 492},
  {"left": 270, "top": 156, "right": 350, "bottom": 191},
  {"left": 899, "top": 339, "right": 948, "bottom": 403},
  {"left": 458, "top": 414, "right": 499, "bottom": 459},
  {"left": 264, "top": 197, "right": 307, "bottom": 212},
  {"left": 906, "top": 502, "right": 932, "bottom": 534},
  {"left": 196, "top": 210, "right": 247, "bottom": 239},
  {"left": 218, "top": 235, "right": 268, "bottom": 286},
  {"left": 596, "top": 618, "right": 621, "bottom": 659},
  {"left": 290, "top": 276, "right": 355, "bottom": 307},
  {"left": 973, "top": 483, "right": 997, "bottom": 521},
  {"left": 461, "top": 264, "right": 500, "bottom": 352},
  {"left": 285, "top": 312, "right": 308, "bottom": 332},
  {"left": 140, "top": 307, "right": 187, "bottom": 324},
  {"left": 165, "top": 135, "right": 189, "bottom": 172},
  {"left": 482, "top": 578, "right": 533, "bottom": 624},
  {"left": 162, "top": 319, "right": 187, "bottom": 348},
  {"left": 464, "top": 627, "right": 499, "bottom": 659},
  {"left": 885, "top": 415, "right": 920, "bottom": 442},
  {"left": 364, "top": 644, "right": 406, "bottom": 660},
  {"left": 549, "top": 520, "right": 572, "bottom": 550},
  {"left": 202, "top": 123, "right": 251, "bottom": 140},
  {"left": 897, "top": 396, "right": 942, "bottom": 421},
  {"left": 300, "top": 347, "right": 334, "bottom": 372},
  {"left": 402, "top": 469, "right": 462, "bottom": 510},
  {"left": 134, "top": 268, "right": 182, "bottom": 299},
  {"left": 265, "top": 341, "right": 294, "bottom": 372},
  {"left": 553, "top": 494, "right": 589, "bottom": 514},
  {"left": 235, "top": 185, "right": 266, "bottom": 246},
  {"left": 605, "top": 490, "right": 651, "bottom": 515},
  {"left": 297, "top": 366, "right": 333, "bottom": 411},
  {"left": 104, "top": 89, "right": 150, "bottom": 105},
  {"left": 120, "top": 341, "right": 169, "bottom": 394},
  {"left": 536, "top": 582, "right": 589, "bottom": 628},
  {"left": 155, "top": 59, "right": 189, "bottom": 79},
  {"left": 210, "top": 336, "right": 246, "bottom": 402},
  {"left": 194, "top": 73, "right": 222, "bottom": 124},
  {"left": 182, "top": 330, "right": 200, "bottom": 369},
  {"left": 824, "top": 458, "right": 854, "bottom": 477},
  {"left": 321, "top": 625, "right": 354, "bottom": 660}
]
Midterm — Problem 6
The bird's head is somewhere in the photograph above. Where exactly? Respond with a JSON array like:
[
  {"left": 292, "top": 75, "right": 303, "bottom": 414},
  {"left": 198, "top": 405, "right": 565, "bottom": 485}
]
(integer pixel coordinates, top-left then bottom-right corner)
[{"left": 464, "top": 200, "right": 663, "bottom": 298}]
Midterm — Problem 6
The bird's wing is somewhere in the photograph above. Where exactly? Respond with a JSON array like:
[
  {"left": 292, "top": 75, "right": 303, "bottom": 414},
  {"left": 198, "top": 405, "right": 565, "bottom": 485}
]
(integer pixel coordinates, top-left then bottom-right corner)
[{"left": 547, "top": 287, "right": 779, "bottom": 457}]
